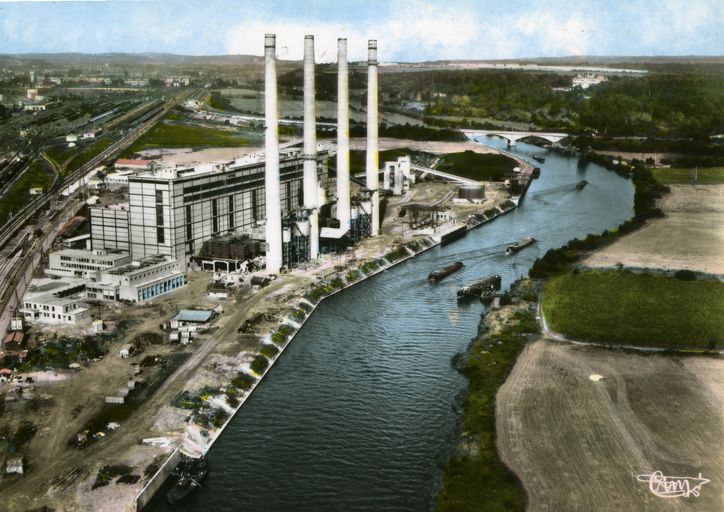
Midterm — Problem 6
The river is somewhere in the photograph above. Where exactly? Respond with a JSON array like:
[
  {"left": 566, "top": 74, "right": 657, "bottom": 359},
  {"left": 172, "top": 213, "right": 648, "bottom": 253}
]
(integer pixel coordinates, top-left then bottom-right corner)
[{"left": 147, "top": 137, "right": 634, "bottom": 511}]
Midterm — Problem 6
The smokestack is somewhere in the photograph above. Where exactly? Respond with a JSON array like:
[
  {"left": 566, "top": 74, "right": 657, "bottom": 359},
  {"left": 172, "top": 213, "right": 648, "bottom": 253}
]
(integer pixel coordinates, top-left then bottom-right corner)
[
  {"left": 366, "top": 40, "right": 380, "bottom": 236},
  {"left": 264, "top": 34, "right": 282, "bottom": 273},
  {"left": 303, "top": 35, "right": 319, "bottom": 259},
  {"left": 336, "top": 38, "right": 351, "bottom": 230}
]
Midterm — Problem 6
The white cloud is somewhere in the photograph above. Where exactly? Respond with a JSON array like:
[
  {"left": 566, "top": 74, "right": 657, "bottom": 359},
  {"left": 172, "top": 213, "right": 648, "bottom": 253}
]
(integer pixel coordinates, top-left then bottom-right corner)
[
  {"left": 512, "top": 11, "right": 592, "bottom": 55},
  {"left": 224, "top": 3, "right": 481, "bottom": 62}
]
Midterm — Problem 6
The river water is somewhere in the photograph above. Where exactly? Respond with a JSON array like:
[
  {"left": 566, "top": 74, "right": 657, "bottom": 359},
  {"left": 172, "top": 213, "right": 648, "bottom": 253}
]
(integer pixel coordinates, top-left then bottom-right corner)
[{"left": 147, "top": 137, "right": 634, "bottom": 511}]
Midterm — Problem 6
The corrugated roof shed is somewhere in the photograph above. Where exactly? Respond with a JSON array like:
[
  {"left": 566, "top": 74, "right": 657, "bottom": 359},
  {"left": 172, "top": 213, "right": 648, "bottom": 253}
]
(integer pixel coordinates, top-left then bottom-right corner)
[{"left": 172, "top": 309, "right": 214, "bottom": 323}]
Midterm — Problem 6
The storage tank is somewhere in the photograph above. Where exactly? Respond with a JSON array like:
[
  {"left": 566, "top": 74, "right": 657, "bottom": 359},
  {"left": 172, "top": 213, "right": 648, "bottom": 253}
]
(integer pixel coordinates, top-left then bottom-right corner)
[{"left": 458, "top": 185, "right": 485, "bottom": 200}]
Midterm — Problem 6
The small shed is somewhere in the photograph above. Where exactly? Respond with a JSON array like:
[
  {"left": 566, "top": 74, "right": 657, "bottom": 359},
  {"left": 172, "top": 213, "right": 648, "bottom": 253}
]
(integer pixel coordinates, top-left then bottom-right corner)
[
  {"left": 6, "top": 457, "right": 23, "bottom": 475},
  {"left": 170, "top": 309, "right": 216, "bottom": 329}
]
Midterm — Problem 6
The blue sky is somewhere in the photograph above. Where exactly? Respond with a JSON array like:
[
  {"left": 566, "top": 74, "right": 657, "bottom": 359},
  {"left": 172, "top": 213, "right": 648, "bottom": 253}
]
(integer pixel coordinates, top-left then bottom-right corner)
[{"left": 1, "top": 0, "right": 722, "bottom": 61}]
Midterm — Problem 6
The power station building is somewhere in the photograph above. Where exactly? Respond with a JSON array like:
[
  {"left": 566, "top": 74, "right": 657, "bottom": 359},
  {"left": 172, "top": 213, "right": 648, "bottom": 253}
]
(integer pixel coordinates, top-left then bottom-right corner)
[
  {"left": 88, "top": 33, "right": 381, "bottom": 276},
  {"left": 89, "top": 145, "right": 330, "bottom": 269}
]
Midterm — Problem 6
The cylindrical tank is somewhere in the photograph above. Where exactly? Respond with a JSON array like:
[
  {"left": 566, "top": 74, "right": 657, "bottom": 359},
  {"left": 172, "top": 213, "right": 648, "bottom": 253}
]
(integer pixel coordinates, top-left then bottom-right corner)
[
  {"left": 458, "top": 185, "right": 485, "bottom": 200},
  {"left": 282, "top": 227, "right": 292, "bottom": 243},
  {"left": 351, "top": 205, "right": 359, "bottom": 220}
]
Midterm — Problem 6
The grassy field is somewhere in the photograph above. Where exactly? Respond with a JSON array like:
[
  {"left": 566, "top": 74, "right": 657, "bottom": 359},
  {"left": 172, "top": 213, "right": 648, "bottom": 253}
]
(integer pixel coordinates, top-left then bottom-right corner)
[
  {"left": 347, "top": 148, "right": 414, "bottom": 174},
  {"left": 649, "top": 166, "right": 724, "bottom": 184},
  {"left": 541, "top": 270, "right": 724, "bottom": 349},
  {"left": 436, "top": 151, "right": 517, "bottom": 181},
  {"left": 126, "top": 121, "right": 252, "bottom": 153},
  {"left": 64, "top": 138, "right": 112, "bottom": 175},
  {"left": 0, "top": 159, "right": 53, "bottom": 225}
]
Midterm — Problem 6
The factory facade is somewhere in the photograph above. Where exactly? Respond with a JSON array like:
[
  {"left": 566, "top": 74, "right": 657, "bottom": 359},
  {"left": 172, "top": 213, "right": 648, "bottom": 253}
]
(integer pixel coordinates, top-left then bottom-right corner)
[{"left": 89, "top": 147, "right": 329, "bottom": 269}]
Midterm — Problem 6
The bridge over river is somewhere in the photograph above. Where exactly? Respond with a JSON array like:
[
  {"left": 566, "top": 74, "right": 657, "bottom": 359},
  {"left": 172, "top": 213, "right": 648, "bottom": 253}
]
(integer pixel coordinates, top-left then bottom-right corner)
[{"left": 461, "top": 128, "right": 569, "bottom": 145}]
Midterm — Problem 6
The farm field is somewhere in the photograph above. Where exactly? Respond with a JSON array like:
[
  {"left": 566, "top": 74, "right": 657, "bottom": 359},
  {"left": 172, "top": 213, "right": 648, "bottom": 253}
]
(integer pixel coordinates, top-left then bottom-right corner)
[
  {"left": 584, "top": 184, "right": 724, "bottom": 274},
  {"left": 496, "top": 339, "right": 723, "bottom": 512},
  {"left": 126, "top": 121, "right": 252, "bottom": 153}
]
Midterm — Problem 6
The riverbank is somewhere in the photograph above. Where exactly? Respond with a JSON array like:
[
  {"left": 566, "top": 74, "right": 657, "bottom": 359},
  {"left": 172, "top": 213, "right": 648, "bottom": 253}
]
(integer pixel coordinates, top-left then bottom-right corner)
[{"left": 436, "top": 280, "right": 537, "bottom": 512}]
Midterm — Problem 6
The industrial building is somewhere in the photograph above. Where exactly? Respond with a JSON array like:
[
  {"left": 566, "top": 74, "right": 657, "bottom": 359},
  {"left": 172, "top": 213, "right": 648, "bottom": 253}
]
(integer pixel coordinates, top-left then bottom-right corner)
[
  {"left": 85, "top": 33, "right": 382, "bottom": 276},
  {"left": 89, "top": 145, "right": 330, "bottom": 269}
]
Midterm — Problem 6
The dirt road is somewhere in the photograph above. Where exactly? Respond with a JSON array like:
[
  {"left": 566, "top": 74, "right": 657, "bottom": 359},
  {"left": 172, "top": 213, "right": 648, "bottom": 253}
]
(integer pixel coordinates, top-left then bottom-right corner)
[{"left": 496, "top": 339, "right": 723, "bottom": 512}]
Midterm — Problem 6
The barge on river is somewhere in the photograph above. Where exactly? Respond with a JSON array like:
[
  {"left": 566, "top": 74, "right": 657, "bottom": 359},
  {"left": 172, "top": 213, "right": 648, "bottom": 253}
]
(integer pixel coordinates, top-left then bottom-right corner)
[
  {"left": 167, "top": 457, "right": 209, "bottom": 504},
  {"left": 505, "top": 237, "right": 536, "bottom": 255},
  {"left": 457, "top": 274, "right": 502, "bottom": 299},
  {"left": 429, "top": 261, "right": 464, "bottom": 282}
]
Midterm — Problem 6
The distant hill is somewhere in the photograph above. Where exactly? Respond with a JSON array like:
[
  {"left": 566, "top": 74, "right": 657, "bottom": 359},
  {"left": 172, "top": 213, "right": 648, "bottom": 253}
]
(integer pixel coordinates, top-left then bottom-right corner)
[{"left": 0, "top": 52, "right": 721, "bottom": 68}]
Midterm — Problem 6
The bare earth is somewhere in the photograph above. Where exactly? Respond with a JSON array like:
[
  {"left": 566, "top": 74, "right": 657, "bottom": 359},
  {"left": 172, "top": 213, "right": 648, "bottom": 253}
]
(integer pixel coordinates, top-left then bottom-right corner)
[
  {"left": 584, "top": 184, "right": 724, "bottom": 274},
  {"left": 140, "top": 146, "right": 262, "bottom": 166},
  {"left": 497, "top": 339, "right": 723, "bottom": 512},
  {"left": 349, "top": 137, "right": 496, "bottom": 154}
]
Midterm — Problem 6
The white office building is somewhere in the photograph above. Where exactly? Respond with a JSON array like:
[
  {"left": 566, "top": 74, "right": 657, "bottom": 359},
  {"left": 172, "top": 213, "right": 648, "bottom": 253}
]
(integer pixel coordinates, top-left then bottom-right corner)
[{"left": 46, "top": 248, "right": 132, "bottom": 279}]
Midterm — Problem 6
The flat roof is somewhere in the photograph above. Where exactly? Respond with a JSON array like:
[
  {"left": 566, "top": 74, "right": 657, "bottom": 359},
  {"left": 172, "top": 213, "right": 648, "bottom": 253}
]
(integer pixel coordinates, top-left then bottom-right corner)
[{"left": 51, "top": 248, "right": 130, "bottom": 261}]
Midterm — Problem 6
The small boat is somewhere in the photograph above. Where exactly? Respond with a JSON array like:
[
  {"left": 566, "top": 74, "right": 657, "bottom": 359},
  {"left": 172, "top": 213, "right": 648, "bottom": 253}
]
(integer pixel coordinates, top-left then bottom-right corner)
[
  {"left": 505, "top": 237, "right": 536, "bottom": 255},
  {"left": 576, "top": 180, "right": 588, "bottom": 190},
  {"left": 428, "top": 261, "right": 464, "bottom": 282},
  {"left": 533, "top": 155, "right": 545, "bottom": 163},
  {"left": 531, "top": 167, "right": 541, "bottom": 178},
  {"left": 167, "top": 458, "right": 208, "bottom": 504},
  {"left": 457, "top": 274, "right": 501, "bottom": 299}
]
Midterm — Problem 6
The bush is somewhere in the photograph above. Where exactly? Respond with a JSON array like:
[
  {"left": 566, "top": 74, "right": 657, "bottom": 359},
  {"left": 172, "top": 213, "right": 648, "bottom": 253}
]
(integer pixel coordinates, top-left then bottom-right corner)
[
  {"left": 674, "top": 269, "right": 697, "bottom": 281},
  {"left": 231, "top": 372, "right": 255, "bottom": 391},
  {"left": 250, "top": 355, "right": 269, "bottom": 374},
  {"left": 260, "top": 344, "right": 280, "bottom": 359},
  {"left": 13, "top": 421, "right": 37, "bottom": 449}
]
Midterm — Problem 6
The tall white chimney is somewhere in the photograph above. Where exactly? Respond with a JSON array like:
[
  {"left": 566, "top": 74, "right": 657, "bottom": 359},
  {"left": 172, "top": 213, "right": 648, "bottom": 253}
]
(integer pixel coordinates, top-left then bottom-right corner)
[
  {"left": 264, "top": 34, "right": 282, "bottom": 273},
  {"left": 303, "top": 35, "right": 320, "bottom": 259},
  {"left": 336, "top": 38, "right": 351, "bottom": 231},
  {"left": 366, "top": 40, "right": 380, "bottom": 236}
]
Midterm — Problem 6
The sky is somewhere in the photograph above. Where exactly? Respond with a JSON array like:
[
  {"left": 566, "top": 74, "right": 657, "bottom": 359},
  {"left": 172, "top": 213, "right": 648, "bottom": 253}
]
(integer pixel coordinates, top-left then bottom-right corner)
[{"left": 0, "top": 0, "right": 722, "bottom": 61}]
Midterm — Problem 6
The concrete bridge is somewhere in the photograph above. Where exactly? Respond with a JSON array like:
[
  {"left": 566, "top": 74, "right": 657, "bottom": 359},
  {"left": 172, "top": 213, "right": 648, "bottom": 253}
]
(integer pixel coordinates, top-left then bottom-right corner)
[{"left": 461, "top": 129, "right": 569, "bottom": 146}]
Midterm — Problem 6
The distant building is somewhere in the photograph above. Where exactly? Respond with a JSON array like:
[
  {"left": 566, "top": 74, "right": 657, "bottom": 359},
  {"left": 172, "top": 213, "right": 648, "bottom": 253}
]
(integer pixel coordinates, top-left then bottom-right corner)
[
  {"left": 29, "top": 187, "right": 44, "bottom": 196},
  {"left": 23, "top": 103, "right": 47, "bottom": 112},
  {"left": 125, "top": 79, "right": 149, "bottom": 87},
  {"left": 572, "top": 73, "right": 606, "bottom": 89}
]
